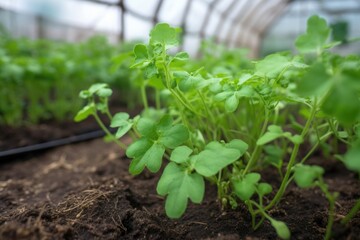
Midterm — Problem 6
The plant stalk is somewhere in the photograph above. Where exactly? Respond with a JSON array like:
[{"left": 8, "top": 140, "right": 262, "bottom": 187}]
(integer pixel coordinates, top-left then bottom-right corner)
[
  {"left": 93, "top": 112, "right": 127, "bottom": 150},
  {"left": 342, "top": 198, "right": 360, "bottom": 224},
  {"left": 265, "top": 99, "right": 318, "bottom": 210}
]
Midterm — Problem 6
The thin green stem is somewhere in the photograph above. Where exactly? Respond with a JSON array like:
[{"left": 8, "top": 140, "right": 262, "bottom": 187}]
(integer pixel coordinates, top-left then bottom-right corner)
[
  {"left": 140, "top": 84, "right": 149, "bottom": 110},
  {"left": 300, "top": 132, "right": 332, "bottom": 164},
  {"left": 93, "top": 112, "right": 127, "bottom": 150},
  {"left": 342, "top": 198, "right": 360, "bottom": 224},
  {"left": 250, "top": 200, "right": 272, "bottom": 222},
  {"left": 243, "top": 108, "right": 269, "bottom": 175},
  {"left": 265, "top": 99, "right": 318, "bottom": 210},
  {"left": 316, "top": 179, "right": 337, "bottom": 240},
  {"left": 162, "top": 62, "right": 201, "bottom": 116},
  {"left": 103, "top": 98, "right": 113, "bottom": 121}
]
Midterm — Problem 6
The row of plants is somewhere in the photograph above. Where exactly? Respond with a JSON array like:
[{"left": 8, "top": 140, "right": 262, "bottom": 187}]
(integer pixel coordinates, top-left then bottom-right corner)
[
  {"left": 76, "top": 16, "right": 360, "bottom": 239},
  {"left": 0, "top": 30, "right": 138, "bottom": 126}
]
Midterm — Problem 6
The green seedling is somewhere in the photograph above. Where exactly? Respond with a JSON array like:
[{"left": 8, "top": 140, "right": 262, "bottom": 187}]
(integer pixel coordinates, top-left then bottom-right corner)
[
  {"left": 75, "top": 83, "right": 128, "bottom": 149},
  {"left": 76, "top": 16, "right": 360, "bottom": 239}
]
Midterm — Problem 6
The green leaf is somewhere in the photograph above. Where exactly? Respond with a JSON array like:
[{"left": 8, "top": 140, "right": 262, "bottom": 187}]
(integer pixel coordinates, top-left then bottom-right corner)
[
  {"left": 136, "top": 118, "right": 157, "bottom": 138},
  {"left": 88, "top": 83, "right": 108, "bottom": 95},
  {"left": 288, "top": 134, "right": 303, "bottom": 144},
  {"left": 156, "top": 115, "right": 173, "bottom": 132},
  {"left": 173, "top": 52, "right": 189, "bottom": 61},
  {"left": 74, "top": 105, "right": 94, "bottom": 122},
  {"left": 258, "top": 183, "right": 273, "bottom": 196},
  {"left": 110, "top": 113, "right": 133, "bottom": 137},
  {"left": 226, "top": 139, "right": 249, "bottom": 154},
  {"left": 79, "top": 90, "right": 91, "bottom": 99},
  {"left": 343, "top": 142, "right": 360, "bottom": 173},
  {"left": 321, "top": 83, "right": 360, "bottom": 124},
  {"left": 170, "top": 146, "right": 193, "bottom": 163},
  {"left": 194, "top": 141, "right": 242, "bottom": 177},
  {"left": 225, "top": 94, "right": 239, "bottom": 113},
  {"left": 178, "top": 75, "right": 203, "bottom": 92},
  {"left": 264, "top": 145, "right": 283, "bottom": 168},
  {"left": 157, "top": 162, "right": 182, "bottom": 196},
  {"left": 150, "top": 23, "right": 180, "bottom": 49},
  {"left": 257, "top": 132, "right": 283, "bottom": 145},
  {"left": 255, "top": 54, "right": 291, "bottom": 78},
  {"left": 159, "top": 124, "right": 189, "bottom": 149},
  {"left": 214, "top": 91, "right": 233, "bottom": 101},
  {"left": 235, "top": 86, "right": 254, "bottom": 98},
  {"left": 157, "top": 163, "right": 205, "bottom": 218},
  {"left": 129, "top": 142, "right": 165, "bottom": 174},
  {"left": 245, "top": 172, "right": 261, "bottom": 184},
  {"left": 268, "top": 125, "right": 283, "bottom": 133},
  {"left": 144, "top": 62, "right": 158, "bottom": 79},
  {"left": 114, "top": 122, "right": 133, "bottom": 138},
  {"left": 232, "top": 173, "right": 261, "bottom": 201},
  {"left": 111, "top": 112, "right": 130, "bottom": 127},
  {"left": 126, "top": 115, "right": 189, "bottom": 174},
  {"left": 270, "top": 219, "right": 291, "bottom": 240},
  {"left": 131, "top": 44, "right": 150, "bottom": 68},
  {"left": 257, "top": 125, "right": 302, "bottom": 145},
  {"left": 126, "top": 137, "right": 153, "bottom": 159},
  {"left": 295, "top": 15, "right": 331, "bottom": 53},
  {"left": 293, "top": 164, "right": 324, "bottom": 188},
  {"left": 296, "top": 63, "right": 331, "bottom": 97},
  {"left": 96, "top": 88, "right": 112, "bottom": 98}
]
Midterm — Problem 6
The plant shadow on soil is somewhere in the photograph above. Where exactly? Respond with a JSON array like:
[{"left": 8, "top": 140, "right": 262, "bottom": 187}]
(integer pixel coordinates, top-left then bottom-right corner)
[{"left": 0, "top": 138, "right": 359, "bottom": 240}]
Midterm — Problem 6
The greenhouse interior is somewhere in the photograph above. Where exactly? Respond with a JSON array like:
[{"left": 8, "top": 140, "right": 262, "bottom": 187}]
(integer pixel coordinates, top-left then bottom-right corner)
[{"left": 0, "top": 0, "right": 360, "bottom": 239}]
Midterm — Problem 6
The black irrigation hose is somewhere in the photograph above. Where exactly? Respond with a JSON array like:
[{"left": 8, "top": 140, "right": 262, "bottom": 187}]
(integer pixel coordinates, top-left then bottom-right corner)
[{"left": 0, "top": 129, "right": 114, "bottom": 159}]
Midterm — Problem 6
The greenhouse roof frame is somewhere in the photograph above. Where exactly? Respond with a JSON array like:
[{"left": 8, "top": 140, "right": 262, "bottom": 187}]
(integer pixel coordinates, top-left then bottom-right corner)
[{"left": 0, "top": 0, "right": 358, "bottom": 57}]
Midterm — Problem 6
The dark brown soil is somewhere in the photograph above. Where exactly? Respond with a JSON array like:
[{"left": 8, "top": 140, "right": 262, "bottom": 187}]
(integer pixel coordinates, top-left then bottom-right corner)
[{"left": 0, "top": 138, "right": 359, "bottom": 240}]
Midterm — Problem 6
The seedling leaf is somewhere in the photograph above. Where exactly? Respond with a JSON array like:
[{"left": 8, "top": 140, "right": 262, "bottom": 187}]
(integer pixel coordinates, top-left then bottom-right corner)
[
  {"left": 258, "top": 183, "right": 273, "bottom": 196},
  {"left": 296, "top": 63, "right": 331, "bottom": 97},
  {"left": 173, "top": 52, "right": 189, "bottom": 61},
  {"left": 193, "top": 141, "right": 242, "bottom": 177},
  {"left": 74, "top": 105, "right": 94, "bottom": 122},
  {"left": 136, "top": 118, "right": 157, "bottom": 138},
  {"left": 159, "top": 124, "right": 189, "bottom": 149},
  {"left": 157, "top": 162, "right": 205, "bottom": 218},
  {"left": 293, "top": 164, "right": 324, "bottom": 188},
  {"left": 321, "top": 83, "right": 360, "bottom": 124},
  {"left": 97, "top": 88, "right": 112, "bottom": 98},
  {"left": 150, "top": 23, "right": 180, "bottom": 49},
  {"left": 131, "top": 44, "right": 150, "bottom": 68},
  {"left": 129, "top": 142, "right": 165, "bottom": 174},
  {"left": 295, "top": 15, "right": 331, "bottom": 53},
  {"left": 343, "top": 142, "right": 360, "bottom": 173},
  {"left": 111, "top": 113, "right": 133, "bottom": 138},
  {"left": 270, "top": 219, "right": 291, "bottom": 240},
  {"left": 257, "top": 132, "right": 283, "bottom": 145},
  {"left": 170, "top": 146, "right": 193, "bottom": 163},
  {"left": 225, "top": 94, "right": 239, "bottom": 113},
  {"left": 255, "top": 54, "right": 291, "bottom": 78},
  {"left": 88, "top": 83, "right": 108, "bottom": 95},
  {"left": 226, "top": 139, "right": 249, "bottom": 154},
  {"left": 232, "top": 173, "right": 261, "bottom": 201}
]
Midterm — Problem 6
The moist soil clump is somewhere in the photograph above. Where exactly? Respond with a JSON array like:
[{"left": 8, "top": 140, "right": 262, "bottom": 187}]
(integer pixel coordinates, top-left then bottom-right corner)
[{"left": 0, "top": 138, "right": 359, "bottom": 239}]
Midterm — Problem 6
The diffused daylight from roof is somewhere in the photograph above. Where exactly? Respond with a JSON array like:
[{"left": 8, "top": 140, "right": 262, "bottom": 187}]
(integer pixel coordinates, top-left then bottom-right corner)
[{"left": 0, "top": 0, "right": 359, "bottom": 57}]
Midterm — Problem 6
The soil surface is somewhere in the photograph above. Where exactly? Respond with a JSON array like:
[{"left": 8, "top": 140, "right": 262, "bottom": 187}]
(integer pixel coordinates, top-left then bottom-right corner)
[{"left": 0, "top": 138, "right": 359, "bottom": 239}]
